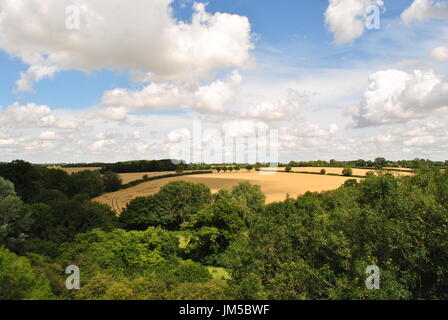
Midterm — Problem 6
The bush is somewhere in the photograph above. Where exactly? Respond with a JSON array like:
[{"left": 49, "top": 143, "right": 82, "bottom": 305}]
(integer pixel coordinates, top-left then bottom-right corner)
[
  {"left": 0, "top": 247, "right": 52, "bottom": 299},
  {"left": 101, "top": 171, "right": 122, "bottom": 192},
  {"left": 320, "top": 169, "right": 326, "bottom": 174},
  {"left": 0, "top": 177, "right": 33, "bottom": 253},
  {"left": 119, "top": 181, "right": 212, "bottom": 231},
  {"left": 342, "top": 167, "right": 353, "bottom": 176},
  {"left": 343, "top": 179, "right": 358, "bottom": 187}
]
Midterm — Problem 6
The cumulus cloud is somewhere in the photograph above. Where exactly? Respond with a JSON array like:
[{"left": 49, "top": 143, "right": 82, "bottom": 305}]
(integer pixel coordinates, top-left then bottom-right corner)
[
  {"left": 0, "top": 102, "right": 80, "bottom": 129},
  {"left": 352, "top": 69, "right": 448, "bottom": 127},
  {"left": 221, "top": 119, "right": 270, "bottom": 138},
  {"left": 0, "top": 102, "right": 57, "bottom": 128},
  {"left": 39, "top": 131, "right": 60, "bottom": 140},
  {"left": 0, "top": 0, "right": 253, "bottom": 92},
  {"left": 325, "top": 0, "right": 384, "bottom": 44},
  {"left": 193, "top": 70, "right": 242, "bottom": 113},
  {"left": 102, "top": 82, "right": 190, "bottom": 111},
  {"left": 401, "top": 0, "right": 448, "bottom": 24},
  {"left": 86, "top": 106, "right": 129, "bottom": 121},
  {"left": 431, "top": 46, "right": 448, "bottom": 61},
  {"left": 239, "top": 89, "right": 310, "bottom": 121},
  {"left": 99, "top": 70, "right": 242, "bottom": 117}
]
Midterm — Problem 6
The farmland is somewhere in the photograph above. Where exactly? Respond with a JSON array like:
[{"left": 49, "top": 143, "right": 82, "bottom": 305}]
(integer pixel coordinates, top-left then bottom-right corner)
[
  {"left": 55, "top": 167, "right": 102, "bottom": 174},
  {"left": 1, "top": 159, "right": 447, "bottom": 300},
  {"left": 94, "top": 170, "right": 361, "bottom": 213},
  {"left": 275, "top": 167, "right": 414, "bottom": 176}
]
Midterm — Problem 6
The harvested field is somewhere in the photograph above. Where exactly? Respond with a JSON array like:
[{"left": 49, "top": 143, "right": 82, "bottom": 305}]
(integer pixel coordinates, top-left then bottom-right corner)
[
  {"left": 118, "top": 171, "right": 196, "bottom": 184},
  {"left": 93, "top": 171, "right": 360, "bottom": 214},
  {"left": 57, "top": 167, "right": 102, "bottom": 174},
  {"left": 261, "top": 167, "right": 413, "bottom": 176}
]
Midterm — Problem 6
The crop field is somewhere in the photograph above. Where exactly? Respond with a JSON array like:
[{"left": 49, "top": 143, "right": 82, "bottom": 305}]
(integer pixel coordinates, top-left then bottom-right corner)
[
  {"left": 58, "top": 167, "right": 102, "bottom": 174},
  {"left": 93, "top": 170, "right": 361, "bottom": 213},
  {"left": 286, "top": 167, "right": 414, "bottom": 176},
  {"left": 117, "top": 171, "right": 196, "bottom": 184}
]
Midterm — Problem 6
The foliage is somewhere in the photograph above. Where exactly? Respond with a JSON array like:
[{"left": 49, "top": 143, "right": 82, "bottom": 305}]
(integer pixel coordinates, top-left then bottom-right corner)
[
  {"left": 119, "top": 181, "right": 212, "bottom": 231},
  {"left": 342, "top": 167, "right": 353, "bottom": 176},
  {"left": 0, "top": 177, "right": 33, "bottom": 253},
  {"left": 101, "top": 171, "right": 122, "bottom": 192},
  {"left": 0, "top": 247, "right": 52, "bottom": 299},
  {"left": 225, "top": 169, "right": 448, "bottom": 299}
]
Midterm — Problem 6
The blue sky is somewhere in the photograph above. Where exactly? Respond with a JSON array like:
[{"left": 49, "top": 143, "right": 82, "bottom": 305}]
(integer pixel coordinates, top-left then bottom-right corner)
[{"left": 0, "top": 0, "right": 448, "bottom": 163}]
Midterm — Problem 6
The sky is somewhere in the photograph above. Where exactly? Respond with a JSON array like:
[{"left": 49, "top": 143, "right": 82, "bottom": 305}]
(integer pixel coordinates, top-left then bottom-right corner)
[{"left": 0, "top": 0, "right": 448, "bottom": 164}]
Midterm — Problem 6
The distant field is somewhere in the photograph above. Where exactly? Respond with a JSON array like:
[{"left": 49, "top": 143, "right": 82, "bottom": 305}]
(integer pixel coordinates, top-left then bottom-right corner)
[
  {"left": 93, "top": 171, "right": 360, "bottom": 214},
  {"left": 261, "top": 166, "right": 414, "bottom": 176},
  {"left": 383, "top": 167, "right": 414, "bottom": 171},
  {"left": 118, "top": 171, "right": 194, "bottom": 184},
  {"left": 56, "top": 167, "right": 102, "bottom": 174}
]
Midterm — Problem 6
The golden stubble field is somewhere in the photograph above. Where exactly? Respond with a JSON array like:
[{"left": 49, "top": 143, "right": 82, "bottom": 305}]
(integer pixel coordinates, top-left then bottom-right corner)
[
  {"left": 58, "top": 167, "right": 102, "bottom": 174},
  {"left": 58, "top": 167, "right": 194, "bottom": 183},
  {"left": 93, "top": 171, "right": 362, "bottom": 214},
  {"left": 116, "top": 171, "right": 195, "bottom": 184},
  {"left": 277, "top": 167, "right": 414, "bottom": 176}
]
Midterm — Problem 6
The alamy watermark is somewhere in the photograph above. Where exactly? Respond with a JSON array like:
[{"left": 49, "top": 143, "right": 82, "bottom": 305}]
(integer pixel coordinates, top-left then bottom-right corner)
[
  {"left": 365, "top": 265, "right": 380, "bottom": 290},
  {"left": 65, "top": 265, "right": 80, "bottom": 290},
  {"left": 365, "top": 4, "right": 382, "bottom": 31},
  {"left": 168, "top": 120, "right": 279, "bottom": 173},
  {"left": 65, "top": 5, "right": 81, "bottom": 30}
]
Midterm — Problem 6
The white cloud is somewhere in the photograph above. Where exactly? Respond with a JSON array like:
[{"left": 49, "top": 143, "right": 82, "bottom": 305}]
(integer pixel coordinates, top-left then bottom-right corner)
[
  {"left": 99, "top": 70, "right": 242, "bottom": 116},
  {"left": 325, "top": 0, "right": 384, "bottom": 44},
  {"left": 239, "top": 89, "right": 310, "bottom": 121},
  {"left": 87, "top": 106, "right": 129, "bottom": 121},
  {"left": 0, "top": 102, "right": 81, "bottom": 129},
  {"left": 0, "top": 102, "right": 56, "bottom": 128},
  {"left": 329, "top": 124, "right": 339, "bottom": 134},
  {"left": 101, "top": 82, "right": 190, "bottom": 111},
  {"left": 353, "top": 69, "right": 448, "bottom": 127},
  {"left": 401, "top": 0, "right": 448, "bottom": 24},
  {"left": 14, "top": 63, "right": 59, "bottom": 93},
  {"left": 0, "top": 0, "right": 253, "bottom": 92},
  {"left": 431, "top": 46, "right": 448, "bottom": 61},
  {"left": 221, "top": 119, "right": 270, "bottom": 138},
  {"left": 39, "top": 131, "right": 59, "bottom": 140},
  {"left": 193, "top": 70, "right": 242, "bottom": 113},
  {"left": 0, "top": 138, "right": 15, "bottom": 146}
]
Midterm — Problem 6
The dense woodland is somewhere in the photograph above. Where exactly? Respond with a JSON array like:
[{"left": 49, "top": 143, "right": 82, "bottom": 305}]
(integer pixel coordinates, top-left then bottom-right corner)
[{"left": 0, "top": 160, "right": 447, "bottom": 299}]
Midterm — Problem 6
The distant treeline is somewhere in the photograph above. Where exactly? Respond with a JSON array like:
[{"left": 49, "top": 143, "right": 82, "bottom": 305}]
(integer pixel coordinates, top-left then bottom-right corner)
[
  {"left": 54, "top": 160, "right": 212, "bottom": 173},
  {"left": 60, "top": 163, "right": 107, "bottom": 168},
  {"left": 284, "top": 157, "right": 447, "bottom": 169},
  {"left": 44, "top": 157, "right": 447, "bottom": 173}
]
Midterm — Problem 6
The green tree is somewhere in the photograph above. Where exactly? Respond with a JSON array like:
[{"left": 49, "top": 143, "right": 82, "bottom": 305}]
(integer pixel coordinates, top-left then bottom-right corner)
[
  {"left": 0, "top": 177, "right": 32, "bottom": 253},
  {"left": 374, "top": 157, "right": 387, "bottom": 168},
  {"left": 70, "top": 170, "right": 103, "bottom": 198},
  {"left": 101, "top": 171, "right": 122, "bottom": 192},
  {"left": 0, "top": 247, "right": 52, "bottom": 299},
  {"left": 119, "top": 181, "right": 212, "bottom": 231},
  {"left": 342, "top": 167, "right": 353, "bottom": 176},
  {"left": 176, "top": 165, "right": 185, "bottom": 174}
]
